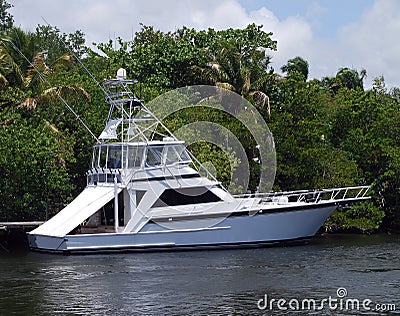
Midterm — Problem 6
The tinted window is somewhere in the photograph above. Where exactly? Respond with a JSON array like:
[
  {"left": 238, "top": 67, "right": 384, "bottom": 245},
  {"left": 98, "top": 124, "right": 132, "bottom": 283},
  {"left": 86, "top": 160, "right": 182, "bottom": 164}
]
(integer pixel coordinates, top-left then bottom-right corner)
[
  {"left": 152, "top": 187, "right": 221, "bottom": 207},
  {"left": 164, "top": 145, "right": 191, "bottom": 164},
  {"left": 99, "top": 146, "right": 107, "bottom": 168},
  {"left": 107, "top": 145, "right": 122, "bottom": 169}
]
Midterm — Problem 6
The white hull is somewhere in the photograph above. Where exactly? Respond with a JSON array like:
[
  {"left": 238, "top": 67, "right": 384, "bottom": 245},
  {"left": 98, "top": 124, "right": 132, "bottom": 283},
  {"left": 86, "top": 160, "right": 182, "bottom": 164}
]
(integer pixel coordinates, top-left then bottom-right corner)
[{"left": 28, "top": 203, "right": 337, "bottom": 254}]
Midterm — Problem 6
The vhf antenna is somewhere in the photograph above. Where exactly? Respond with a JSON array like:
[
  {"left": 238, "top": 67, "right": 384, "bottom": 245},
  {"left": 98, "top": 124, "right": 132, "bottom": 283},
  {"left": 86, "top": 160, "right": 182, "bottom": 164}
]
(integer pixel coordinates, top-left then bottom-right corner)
[{"left": 1, "top": 36, "right": 100, "bottom": 143}]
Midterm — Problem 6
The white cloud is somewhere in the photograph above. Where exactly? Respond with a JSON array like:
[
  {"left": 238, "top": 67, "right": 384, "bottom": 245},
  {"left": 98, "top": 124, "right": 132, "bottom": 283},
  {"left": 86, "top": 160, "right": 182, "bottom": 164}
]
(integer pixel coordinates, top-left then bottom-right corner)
[
  {"left": 249, "top": 8, "right": 313, "bottom": 72},
  {"left": 9, "top": 0, "right": 400, "bottom": 88},
  {"left": 10, "top": 0, "right": 254, "bottom": 42},
  {"left": 338, "top": 0, "right": 400, "bottom": 88}
]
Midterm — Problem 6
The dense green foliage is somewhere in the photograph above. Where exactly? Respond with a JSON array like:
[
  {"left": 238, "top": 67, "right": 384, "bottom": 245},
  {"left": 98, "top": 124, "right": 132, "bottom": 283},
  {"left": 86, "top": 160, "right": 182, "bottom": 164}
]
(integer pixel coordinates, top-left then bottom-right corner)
[
  {"left": 0, "top": 2, "right": 399, "bottom": 232},
  {"left": 0, "top": 0, "right": 13, "bottom": 32}
]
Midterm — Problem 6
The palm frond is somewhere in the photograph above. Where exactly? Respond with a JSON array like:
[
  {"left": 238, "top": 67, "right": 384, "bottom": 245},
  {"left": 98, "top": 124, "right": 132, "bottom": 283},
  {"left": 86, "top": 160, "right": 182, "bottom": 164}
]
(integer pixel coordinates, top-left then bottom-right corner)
[
  {"left": 191, "top": 65, "right": 215, "bottom": 84},
  {"left": 44, "top": 119, "right": 60, "bottom": 133},
  {"left": 51, "top": 53, "right": 74, "bottom": 70},
  {"left": 19, "top": 85, "right": 90, "bottom": 110},
  {"left": 0, "top": 44, "right": 24, "bottom": 86},
  {"left": 19, "top": 97, "right": 37, "bottom": 110},
  {"left": 249, "top": 90, "right": 270, "bottom": 118},
  {"left": 0, "top": 72, "right": 8, "bottom": 88},
  {"left": 216, "top": 82, "right": 235, "bottom": 91},
  {"left": 251, "top": 73, "right": 274, "bottom": 90},
  {"left": 24, "top": 51, "right": 51, "bottom": 88},
  {"left": 42, "top": 85, "right": 90, "bottom": 103}
]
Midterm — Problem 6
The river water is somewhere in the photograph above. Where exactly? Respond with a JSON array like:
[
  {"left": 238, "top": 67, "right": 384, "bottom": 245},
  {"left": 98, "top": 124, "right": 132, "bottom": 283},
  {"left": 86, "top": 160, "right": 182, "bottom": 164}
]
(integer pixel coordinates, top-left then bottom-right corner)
[{"left": 0, "top": 234, "right": 399, "bottom": 315}]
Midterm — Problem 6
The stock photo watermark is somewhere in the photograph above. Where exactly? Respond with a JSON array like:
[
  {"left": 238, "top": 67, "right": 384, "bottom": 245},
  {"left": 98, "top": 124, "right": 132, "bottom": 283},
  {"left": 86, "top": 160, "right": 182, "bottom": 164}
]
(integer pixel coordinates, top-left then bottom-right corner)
[{"left": 257, "top": 287, "right": 396, "bottom": 312}]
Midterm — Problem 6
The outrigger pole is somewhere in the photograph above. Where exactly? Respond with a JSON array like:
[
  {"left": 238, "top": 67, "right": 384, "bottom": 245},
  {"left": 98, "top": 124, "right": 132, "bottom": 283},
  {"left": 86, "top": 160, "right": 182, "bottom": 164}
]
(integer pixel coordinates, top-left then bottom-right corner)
[{"left": 41, "top": 17, "right": 121, "bottom": 118}]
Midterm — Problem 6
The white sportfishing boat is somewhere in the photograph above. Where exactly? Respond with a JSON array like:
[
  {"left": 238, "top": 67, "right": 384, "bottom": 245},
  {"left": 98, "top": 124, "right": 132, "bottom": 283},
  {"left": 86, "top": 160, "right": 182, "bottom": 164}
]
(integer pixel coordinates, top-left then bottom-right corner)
[{"left": 28, "top": 70, "right": 370, "bottom": 254}]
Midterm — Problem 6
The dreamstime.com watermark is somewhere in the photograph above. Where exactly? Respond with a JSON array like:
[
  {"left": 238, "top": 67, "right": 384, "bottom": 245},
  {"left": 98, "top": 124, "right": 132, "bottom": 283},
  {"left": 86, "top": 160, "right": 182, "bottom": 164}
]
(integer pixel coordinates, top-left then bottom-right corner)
[{"left": 257, "top": 287, "right": 396, "bottom": 312}]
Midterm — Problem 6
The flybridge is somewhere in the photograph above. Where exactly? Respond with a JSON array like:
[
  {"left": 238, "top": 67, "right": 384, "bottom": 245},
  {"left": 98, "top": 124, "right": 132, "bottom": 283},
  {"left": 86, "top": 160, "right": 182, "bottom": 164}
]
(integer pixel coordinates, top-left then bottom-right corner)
[
  {"left": 85, "top": 71, "right": 197, "bottom": 187},
  {"left": 99, "top": 69, "right": 176, "bottom": 144},
  {"left": 92, "top": 71, "right": 215, "bottom": 187}
]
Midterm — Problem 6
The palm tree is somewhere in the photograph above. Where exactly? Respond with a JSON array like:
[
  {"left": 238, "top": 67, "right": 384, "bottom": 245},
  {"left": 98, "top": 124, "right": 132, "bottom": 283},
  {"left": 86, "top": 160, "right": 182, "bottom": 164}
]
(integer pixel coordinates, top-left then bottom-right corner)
[
  {"left": 0, "top": 36, "right": 23, "bottom": 88},
  {"left": 335, "top": 67, "right": 366, "bottom": 90},
  {"left": 193, "top": 40, "right": 272, "bottom": 117},
  {"left": 321, "top": 68, "right": 366, "bottom": 93},
  {"left": 1, "top": 28, "right": 88, "bottom": 110},
  {"left": 281, "top": 56, "right": 309, "bottom": 81}
]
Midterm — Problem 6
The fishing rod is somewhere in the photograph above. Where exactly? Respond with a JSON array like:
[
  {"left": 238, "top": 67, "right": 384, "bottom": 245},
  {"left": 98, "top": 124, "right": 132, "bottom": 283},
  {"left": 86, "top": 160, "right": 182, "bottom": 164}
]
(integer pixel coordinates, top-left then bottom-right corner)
[{"left": 0, "top": 36, "right": 100, "bottom": 143}]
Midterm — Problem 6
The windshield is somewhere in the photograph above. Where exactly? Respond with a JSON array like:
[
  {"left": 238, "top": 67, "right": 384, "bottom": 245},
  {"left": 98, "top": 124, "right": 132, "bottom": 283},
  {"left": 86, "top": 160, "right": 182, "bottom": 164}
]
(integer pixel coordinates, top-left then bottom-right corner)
[
  {"left": 92, "top": 144, "right": 144, "bottom": 169},
  {"left": 145, "top": 144, "right": 191, "bottom": 167}
]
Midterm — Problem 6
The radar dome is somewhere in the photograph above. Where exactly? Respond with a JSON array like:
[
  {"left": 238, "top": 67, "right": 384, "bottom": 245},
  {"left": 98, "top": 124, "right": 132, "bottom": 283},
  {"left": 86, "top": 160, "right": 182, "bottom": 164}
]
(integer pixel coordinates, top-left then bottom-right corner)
[{"left": 116, "top": 68, "right": 127, "bottom": 80}]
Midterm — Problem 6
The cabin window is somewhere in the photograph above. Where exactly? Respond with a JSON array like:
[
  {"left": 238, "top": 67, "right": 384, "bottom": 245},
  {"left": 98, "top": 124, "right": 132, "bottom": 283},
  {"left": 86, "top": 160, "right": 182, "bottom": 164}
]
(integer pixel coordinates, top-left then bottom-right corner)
[
  {"left": 164, "top": 145, "right": 191, "bottom": 164},
  {"left": 145, "top": 146, "right": 163, "bottom": 166},
  {"left": 107, "top": 145, "right": 123, "bottom": 169},
  {"left": 152, "top": 187, "right": 221, "bottom": 207},
  {"left": 165, "top": 146, "right": 180, "bottom": 164},
  {"left": 145, "top": 144, "right": 191, "bottom": 167},
  {"left": 128, "top": 146, "right": 144, "bottom": 168},
  {"left": 99, "top": 146, "right": 107, "bottom": 168}
]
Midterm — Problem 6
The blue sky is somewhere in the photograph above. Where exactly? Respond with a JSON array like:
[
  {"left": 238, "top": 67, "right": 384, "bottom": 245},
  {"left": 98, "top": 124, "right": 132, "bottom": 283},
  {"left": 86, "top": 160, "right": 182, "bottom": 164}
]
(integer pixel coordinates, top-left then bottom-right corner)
[
  {"left": 239, "top": 0, "right": 374, "bottom": 38},
  {"left": 9, "top": 0, "right": 400, "bottom": 88}
]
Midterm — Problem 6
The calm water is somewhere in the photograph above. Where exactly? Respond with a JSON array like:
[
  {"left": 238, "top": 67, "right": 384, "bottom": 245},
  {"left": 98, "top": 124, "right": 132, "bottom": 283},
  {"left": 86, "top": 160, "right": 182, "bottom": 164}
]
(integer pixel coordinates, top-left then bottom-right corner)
[{"left": 0, "top": 234, "right": 399, "bottom": 315}]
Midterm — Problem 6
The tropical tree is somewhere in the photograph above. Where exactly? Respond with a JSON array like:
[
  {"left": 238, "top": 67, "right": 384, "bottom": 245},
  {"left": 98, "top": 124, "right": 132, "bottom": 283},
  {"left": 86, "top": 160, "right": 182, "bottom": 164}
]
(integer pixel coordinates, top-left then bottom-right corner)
[
  {"left": 0, "top": 28, "right": 92, "bottom": 220},
  {"left": 0, "top": 0, "right": 13, "bottom": 32},
  {"left": 269, "top": 73, "right": 359, "bottom": 189},
  {"left": 321, "top": 67, "right": 366, "bottom": 93},
  {"left": 1, "top": 28, "right": 88, "bottom": 107},
  {"left": 336, "top": 67, "right": 366, "bottom": 90},
  {"left": 95, "top": 25, "right": 201, "bottom": 102},
  {"left": 281, "top": 56, "right": 309, "bottom": 81},
  {"left": 32, "top": 24, "right": 86, "bottom": 62},
  {"left": 0, "top": 105, "right": 76, "bottom": 221},
  {"left": 192, "top": 24, "right": 277, "bottom": 114},
  {"left": 329, "top": 77, "right": 400, "bottom": 231},
  {"left": 96, "top": 23, "right": 277, "bottom": 109}
]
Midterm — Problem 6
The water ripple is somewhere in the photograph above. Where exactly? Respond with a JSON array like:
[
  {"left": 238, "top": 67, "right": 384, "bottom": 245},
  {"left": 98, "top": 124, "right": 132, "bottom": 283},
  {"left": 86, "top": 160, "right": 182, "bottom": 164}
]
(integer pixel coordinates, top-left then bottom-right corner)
[{"left": 0, "top": 234, "right": 399, "bottom": 315}]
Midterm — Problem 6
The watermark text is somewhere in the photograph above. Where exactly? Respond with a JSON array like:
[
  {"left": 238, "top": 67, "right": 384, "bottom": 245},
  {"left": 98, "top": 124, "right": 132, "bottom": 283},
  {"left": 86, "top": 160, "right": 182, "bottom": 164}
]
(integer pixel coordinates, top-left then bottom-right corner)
[{"left": 257, "top": 287, "right": 396, "bottom": 312}]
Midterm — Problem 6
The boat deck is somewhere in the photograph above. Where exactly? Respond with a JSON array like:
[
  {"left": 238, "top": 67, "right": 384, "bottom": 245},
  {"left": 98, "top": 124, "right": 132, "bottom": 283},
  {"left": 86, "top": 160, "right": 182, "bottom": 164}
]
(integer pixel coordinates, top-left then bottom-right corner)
[{"left": 0, "top": 222, "right": 44, "bottom": 231}]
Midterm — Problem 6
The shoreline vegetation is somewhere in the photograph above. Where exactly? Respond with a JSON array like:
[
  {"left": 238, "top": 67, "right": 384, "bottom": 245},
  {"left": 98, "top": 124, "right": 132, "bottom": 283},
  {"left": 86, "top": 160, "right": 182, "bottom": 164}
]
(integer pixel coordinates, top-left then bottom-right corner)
[{"left": 0, "top": 2, "right": 399, "bottom": 233}]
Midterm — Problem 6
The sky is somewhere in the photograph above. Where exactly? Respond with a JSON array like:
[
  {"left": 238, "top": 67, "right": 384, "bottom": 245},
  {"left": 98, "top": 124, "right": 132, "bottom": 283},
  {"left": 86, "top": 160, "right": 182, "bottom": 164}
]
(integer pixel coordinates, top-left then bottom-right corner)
[{"left": 8, "top": 0, "right": 400, "bottom": 89}]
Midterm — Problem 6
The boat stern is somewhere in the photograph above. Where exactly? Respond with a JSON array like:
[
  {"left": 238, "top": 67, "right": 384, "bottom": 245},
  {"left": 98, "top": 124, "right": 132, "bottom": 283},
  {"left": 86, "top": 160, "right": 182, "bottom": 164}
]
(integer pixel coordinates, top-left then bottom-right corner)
[{"left": 27, "top": 233, "right": 67, "bottom": 253}]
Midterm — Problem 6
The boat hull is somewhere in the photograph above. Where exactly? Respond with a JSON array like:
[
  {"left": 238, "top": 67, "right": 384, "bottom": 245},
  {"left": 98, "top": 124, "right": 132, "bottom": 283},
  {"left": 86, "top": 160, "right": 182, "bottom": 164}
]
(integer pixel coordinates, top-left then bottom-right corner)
[{"left": 28, "top": 203, "right": 337, "bottom": 254}]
